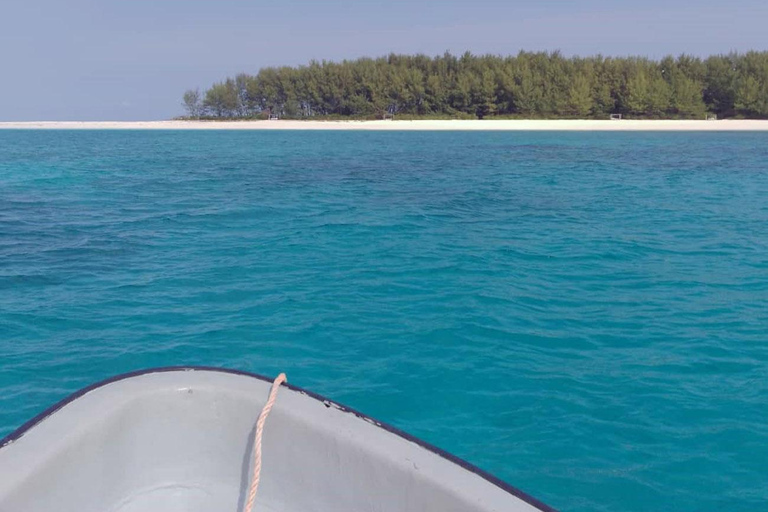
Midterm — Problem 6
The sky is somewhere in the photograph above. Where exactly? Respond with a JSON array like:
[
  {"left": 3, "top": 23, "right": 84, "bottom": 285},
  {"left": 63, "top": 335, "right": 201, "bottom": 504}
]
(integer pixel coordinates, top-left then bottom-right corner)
[{"left": 1, "top": 0, "right": 767, "bottom": 121}]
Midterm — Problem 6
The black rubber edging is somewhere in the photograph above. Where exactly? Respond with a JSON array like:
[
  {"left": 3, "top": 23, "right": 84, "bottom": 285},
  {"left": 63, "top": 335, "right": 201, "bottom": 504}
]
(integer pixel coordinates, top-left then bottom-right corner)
[{"left": 0, "top": 366, "right": 557, "bottom": 512}]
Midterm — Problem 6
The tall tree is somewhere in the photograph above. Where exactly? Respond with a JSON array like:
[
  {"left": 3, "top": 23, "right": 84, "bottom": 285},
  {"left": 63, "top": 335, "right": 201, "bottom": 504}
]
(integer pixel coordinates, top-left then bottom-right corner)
[
  {"left": 625, "top": 72, "right": 650, "bottom": 116},
  {"left": 704, "top": 55, "right": 738, "bottom": 116},
  {"left": 647, "top": 74, "right": 672, "bottom": 117},
  {"left": 568, "top": 74, "right": 592, "bottom": 117},
  {"left": 182, "top": 89, "right": 202, "bottom": 118},
  {"left": 203, "top": 80, "right": 239, "bottom": 117},
  {"left": 670, "top": 75, "right": 706, "bottom": 118},
  {"left": 735, "top": 76, "right": 765, "bottom": 117}
]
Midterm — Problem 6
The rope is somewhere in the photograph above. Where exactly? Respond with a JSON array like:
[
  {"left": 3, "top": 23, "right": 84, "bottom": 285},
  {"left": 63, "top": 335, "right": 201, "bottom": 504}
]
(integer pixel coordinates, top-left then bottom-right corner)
[{"left": 244, "top": 372, "right": 287, "bottom": 512}]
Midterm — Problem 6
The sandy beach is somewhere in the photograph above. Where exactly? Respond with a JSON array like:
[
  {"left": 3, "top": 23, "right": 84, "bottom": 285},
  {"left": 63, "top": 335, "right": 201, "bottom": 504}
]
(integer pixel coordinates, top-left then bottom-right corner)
[{"left": 1, "top": 119, "right": 768, "bottom": 131}]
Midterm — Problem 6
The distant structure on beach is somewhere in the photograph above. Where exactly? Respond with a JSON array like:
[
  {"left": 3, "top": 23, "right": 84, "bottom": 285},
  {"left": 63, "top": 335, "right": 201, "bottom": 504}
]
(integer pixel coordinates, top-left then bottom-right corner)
[{"left": 610, "top": 114, "right": 623, "bottom": 120}]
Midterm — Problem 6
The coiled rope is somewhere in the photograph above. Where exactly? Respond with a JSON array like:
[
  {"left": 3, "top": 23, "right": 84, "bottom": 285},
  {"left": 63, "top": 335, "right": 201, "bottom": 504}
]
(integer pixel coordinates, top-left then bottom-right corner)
[{"left": 243, "top": 372, "right": 287, "bottom": 512}]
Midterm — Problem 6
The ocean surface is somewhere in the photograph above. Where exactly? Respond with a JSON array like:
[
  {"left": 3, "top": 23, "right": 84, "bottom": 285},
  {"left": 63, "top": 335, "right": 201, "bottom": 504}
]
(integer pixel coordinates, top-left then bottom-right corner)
[{"left": 1, "top": 130, "right": 767, "bottom": 511}]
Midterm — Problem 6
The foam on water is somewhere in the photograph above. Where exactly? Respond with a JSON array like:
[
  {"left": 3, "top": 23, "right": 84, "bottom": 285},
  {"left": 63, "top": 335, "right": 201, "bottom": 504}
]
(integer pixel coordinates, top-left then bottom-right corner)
[{"left": 1, "top": 130, "right": 767, "bottom": 511}]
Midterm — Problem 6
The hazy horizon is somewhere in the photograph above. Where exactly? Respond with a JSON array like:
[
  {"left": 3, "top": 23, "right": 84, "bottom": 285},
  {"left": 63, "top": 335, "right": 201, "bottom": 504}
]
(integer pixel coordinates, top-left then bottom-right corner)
[{"left": 3, "top": 0, "right": 768, "bottom": 121}]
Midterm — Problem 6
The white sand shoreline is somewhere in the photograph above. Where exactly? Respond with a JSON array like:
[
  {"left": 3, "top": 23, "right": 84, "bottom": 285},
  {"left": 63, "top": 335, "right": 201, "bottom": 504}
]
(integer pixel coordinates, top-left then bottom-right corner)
[{"left": 1, "top": 120, "right": 768, "bottom": 131}]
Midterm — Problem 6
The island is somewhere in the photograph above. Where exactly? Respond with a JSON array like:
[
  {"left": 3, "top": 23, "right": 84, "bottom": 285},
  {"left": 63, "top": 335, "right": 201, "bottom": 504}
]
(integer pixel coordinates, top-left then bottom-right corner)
[{"left": 181, "top": 51, "right": 768, "bottom": 121}]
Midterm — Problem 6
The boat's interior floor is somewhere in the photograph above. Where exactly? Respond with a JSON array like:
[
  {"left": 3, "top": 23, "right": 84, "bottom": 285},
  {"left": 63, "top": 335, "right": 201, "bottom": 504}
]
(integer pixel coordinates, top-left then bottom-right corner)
[{"left": 112, "top": 483, "right": 279, "bottom": 512}]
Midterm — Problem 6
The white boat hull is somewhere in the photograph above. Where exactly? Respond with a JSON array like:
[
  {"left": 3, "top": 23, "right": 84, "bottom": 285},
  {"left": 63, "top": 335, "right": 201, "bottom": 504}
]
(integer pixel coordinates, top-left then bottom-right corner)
[{"left": 0, "top": 368, "right": 554, "bottom": 512}]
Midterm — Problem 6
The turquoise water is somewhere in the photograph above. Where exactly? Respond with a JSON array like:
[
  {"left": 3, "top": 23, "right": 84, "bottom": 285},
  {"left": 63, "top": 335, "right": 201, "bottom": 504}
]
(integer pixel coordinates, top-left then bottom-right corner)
[{"left": 1, "top": 130, "right": 767, "bottom": 511}]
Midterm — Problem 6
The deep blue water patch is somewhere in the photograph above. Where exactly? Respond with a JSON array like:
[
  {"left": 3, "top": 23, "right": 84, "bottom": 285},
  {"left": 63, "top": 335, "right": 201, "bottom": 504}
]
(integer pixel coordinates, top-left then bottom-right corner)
[{"left": 1, "top": 130, "right": 767, "bottom": 511}]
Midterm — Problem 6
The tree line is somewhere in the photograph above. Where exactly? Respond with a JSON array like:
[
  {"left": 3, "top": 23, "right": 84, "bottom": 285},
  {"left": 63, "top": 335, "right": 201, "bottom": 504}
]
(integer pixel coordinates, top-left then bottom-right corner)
[{"left": 182, "top": 51, "right": 768, "bottom": 120}]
